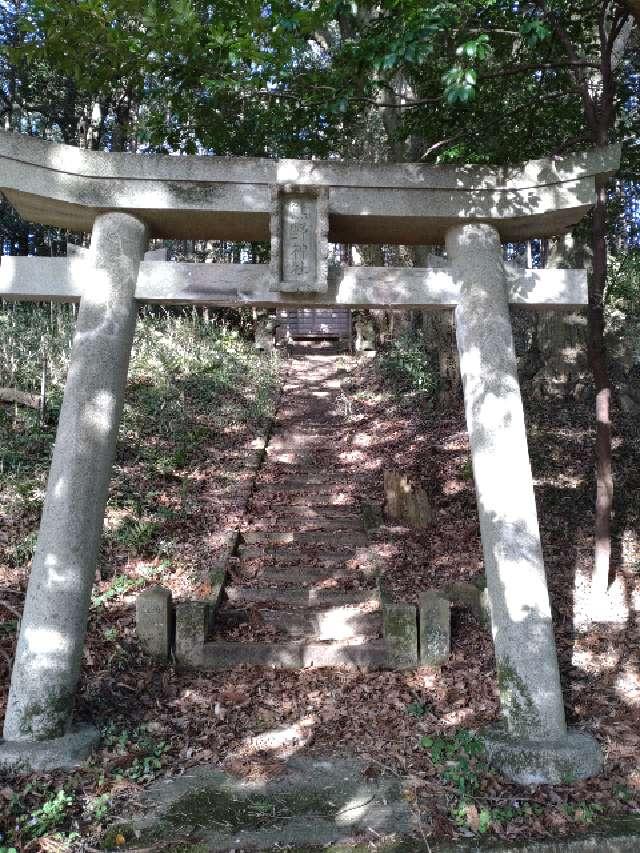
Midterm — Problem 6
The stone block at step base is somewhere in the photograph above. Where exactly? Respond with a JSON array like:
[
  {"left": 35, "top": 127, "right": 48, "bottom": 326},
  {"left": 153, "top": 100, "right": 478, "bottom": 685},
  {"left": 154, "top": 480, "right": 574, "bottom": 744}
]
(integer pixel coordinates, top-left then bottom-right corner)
[
  {"left": 383, "top": 603, "right": 418, "bottom": 668},
  {"left": 175, "top": 601, "right": 209, "bottom": 666},
  {"left": 198, "top": 640, "right": 390, "bottom": 669},
  {"left": 383, "top": 469, "right": 432, "bottom": 529},
  {"left": 0, "top": 724, "right": 100, "bottom": 772},
  {"left": 131, "top": 756, "right": 412, "bottom": 849},
  {"left": 482, "top": 725, "right": 603, "bottom": 785},
  {"left": 419, "top": 590, "right": 450, "bottom": 666},
  {"left": 445, "top": 579, "right": 491, "bottom": 626},
  {"left": 136, "top": 586, "right": 174, "bottom": 662}
]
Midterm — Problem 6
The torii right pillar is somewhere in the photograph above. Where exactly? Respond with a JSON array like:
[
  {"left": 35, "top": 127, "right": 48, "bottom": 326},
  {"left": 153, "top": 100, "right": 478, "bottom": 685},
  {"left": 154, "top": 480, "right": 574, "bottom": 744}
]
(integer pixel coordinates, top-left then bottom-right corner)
[{"left": 446, "top": 223, "right": 602, "bottom": 785}]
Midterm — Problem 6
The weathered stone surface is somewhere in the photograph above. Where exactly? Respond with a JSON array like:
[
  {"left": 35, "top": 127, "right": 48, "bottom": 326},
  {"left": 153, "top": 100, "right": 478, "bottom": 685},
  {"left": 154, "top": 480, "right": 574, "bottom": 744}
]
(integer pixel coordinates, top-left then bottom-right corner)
[
  {"left": 198, "top": 639, "right": 390, "bottom": 669},
  {"left": 0, "top": 256, "right": 590, "bottom": 309},
  {"left": 175, "top": 601, "right": 209, "bottom": 667},
  {"left": 225, "top": 587, "right": 380, "bottom": 607},
  {"left": 445, "top": 580, "right": 491, "bottom": 626},
  {"left": 275, "top": 189, "right": 329, "bottom": 293},
  {"left": 419, "top": 590, "right": 450, "bottom": 666},
  {"left": 136, "top": 586, "right": 173, "bottom": 662},
  {"left": 383, "top": 469, "right": 432, "bottom": 530},
  {"left": 447, "top": 223, "right": 569, "bottom": 744},
  {"left": 0, "top": 133, "right": 619, "bottom": 242},
  {"left": 382, "top": 603, "right": 418, "bottom": 669},
  {"left": 131, "top": 756, "right": 412, "bottom": 850},
  {"left": 3, "top": 211, "right": 148, "bottom": 743},
  {"left": 0, "top": 724, "right": 100, "bottom": 772},
  {"left": 482, "top": 725, "right": 603, "bottom": 786}
]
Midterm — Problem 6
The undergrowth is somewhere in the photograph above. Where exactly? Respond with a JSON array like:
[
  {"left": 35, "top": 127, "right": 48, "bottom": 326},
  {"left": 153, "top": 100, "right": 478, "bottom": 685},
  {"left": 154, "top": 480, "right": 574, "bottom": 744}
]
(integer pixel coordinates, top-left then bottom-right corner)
[
  {"left": 379, "top": 330, "right": 440, "bottom": 400},
  {"left": 0, "top": 305, "right": 280, "bottom": 565}
]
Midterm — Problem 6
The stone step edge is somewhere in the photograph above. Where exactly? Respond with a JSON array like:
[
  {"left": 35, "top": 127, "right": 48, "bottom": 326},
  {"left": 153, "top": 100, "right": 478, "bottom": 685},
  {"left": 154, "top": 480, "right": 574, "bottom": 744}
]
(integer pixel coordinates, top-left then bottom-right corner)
[
  {"left": 217, "top": 607, "right": 383, "bottom": 642},
  {"left": 225, "top": 587, "right": 381, "bottom": 607},
  {"left": 241, "top": 530, "right": 368, "bottom": 546},
  {"left": 139, "top": 581, "right": 489, "bottom": 671},
  {"left": 173, "top": 594, "right": 418, "bottom": 670},
  {"left": 181, "top": 639, "right": 392, "bottom": 669}
]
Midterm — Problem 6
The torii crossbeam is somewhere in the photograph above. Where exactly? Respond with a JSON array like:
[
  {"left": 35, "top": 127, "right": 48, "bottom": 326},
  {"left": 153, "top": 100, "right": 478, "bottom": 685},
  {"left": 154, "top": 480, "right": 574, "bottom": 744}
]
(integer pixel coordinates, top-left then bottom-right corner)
[{"left": 0, "top": 131, "right": 620, "bottom": 784}]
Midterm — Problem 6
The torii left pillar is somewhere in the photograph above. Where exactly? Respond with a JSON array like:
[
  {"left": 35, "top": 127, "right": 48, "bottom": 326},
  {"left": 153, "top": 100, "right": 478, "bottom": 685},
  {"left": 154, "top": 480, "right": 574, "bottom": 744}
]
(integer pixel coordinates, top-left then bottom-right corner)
[{"left": 1, "top": 212, "right": 148, "bottom": 769}]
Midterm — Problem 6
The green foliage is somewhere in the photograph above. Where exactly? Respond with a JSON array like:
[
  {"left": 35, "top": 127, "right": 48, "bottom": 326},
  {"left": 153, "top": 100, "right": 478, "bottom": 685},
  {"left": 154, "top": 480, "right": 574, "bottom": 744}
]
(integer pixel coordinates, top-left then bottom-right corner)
[
  {"left": 380, "top": 332, "right": 440, "bottom": 399},
  {"left": 405, "top": 700, "right": 427, "bottom": 717},
  {"left": 25, "top": 789, "right": 75, "bottom": 840},
  {"left": 86, "top": 793, "right": 111, "bottom": 822},
  {"left": 421, "top": 729, "right": 486, "bottom": 799},
  {"left": 6, "top": 530, "right": 38, "bottom": 568},
  {"left": 91, "top": 574, "right": 145, "bottom": 608},
  {"left": 100, "top": 723, "right": 169, "bottom": 783},
  {"left": 607, "top": 250, "right": 640, "bottom": 310},
  {"left": 451, "top": 799, "right": 545, "bottom": 834},
  {"left": 563, "top": 801, "right": 605, "bottom": 823},
  {"left": 0, "top": 305, "right": 280, "bottom": 575}
]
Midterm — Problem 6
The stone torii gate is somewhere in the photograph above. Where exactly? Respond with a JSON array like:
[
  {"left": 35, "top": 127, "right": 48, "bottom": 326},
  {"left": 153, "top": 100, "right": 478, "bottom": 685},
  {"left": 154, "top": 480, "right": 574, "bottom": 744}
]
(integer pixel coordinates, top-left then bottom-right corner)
[{"left": 0, "top": 132, "right": 620, "bottom": 782}]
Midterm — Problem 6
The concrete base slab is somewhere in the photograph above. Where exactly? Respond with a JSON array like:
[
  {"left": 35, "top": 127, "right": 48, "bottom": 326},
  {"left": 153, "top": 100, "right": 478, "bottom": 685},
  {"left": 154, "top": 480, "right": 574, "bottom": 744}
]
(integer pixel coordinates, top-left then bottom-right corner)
[
  {"left": 482, "top": 726, "right": 603, "bottom": 786},
  {"left": 0, "top": 723, "right": 100, "bottom": 772},
  {"left": 130, "top": 755, "right": 411, "bottom": 851}
]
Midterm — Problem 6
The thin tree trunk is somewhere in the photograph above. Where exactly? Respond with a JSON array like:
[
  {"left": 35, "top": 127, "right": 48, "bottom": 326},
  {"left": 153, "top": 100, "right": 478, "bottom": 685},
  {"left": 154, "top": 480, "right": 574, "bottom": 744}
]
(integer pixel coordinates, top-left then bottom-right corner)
[{"left": 589, "top": 175, "right": 614, "bottom": 609}]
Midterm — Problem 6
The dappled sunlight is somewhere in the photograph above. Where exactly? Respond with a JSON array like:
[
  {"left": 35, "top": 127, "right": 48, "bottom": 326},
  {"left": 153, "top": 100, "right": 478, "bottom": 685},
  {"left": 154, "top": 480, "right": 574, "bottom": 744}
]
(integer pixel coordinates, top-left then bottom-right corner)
[
  {"left": 24, "top": 626, "right": 69, "bottom": 657},
  {"left": 614, "top": 665, "right": 640, "bottom": 707},
  {"left": 223, "top": 716, "right": 316, "bottom": 765},
  {"left": 82, "top": 390, "right": 116, "bottom": 435}
]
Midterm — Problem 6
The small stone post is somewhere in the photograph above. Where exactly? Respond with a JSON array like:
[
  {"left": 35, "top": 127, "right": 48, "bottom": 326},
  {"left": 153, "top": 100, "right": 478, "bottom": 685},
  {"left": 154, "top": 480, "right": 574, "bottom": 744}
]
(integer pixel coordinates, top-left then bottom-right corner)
[
  {"left": 2, "top": 212, "right": 148, "bottom": 759},
  {"left": 136, "top": 587, "right": 174, "bottom": 662},
  {"left": 445, "top": 224, "right": 601, "bottom": 784}
]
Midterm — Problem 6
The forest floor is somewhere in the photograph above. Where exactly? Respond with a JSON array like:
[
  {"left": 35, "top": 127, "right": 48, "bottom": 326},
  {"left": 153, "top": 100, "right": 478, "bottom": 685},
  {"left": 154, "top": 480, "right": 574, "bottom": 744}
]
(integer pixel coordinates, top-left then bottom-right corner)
[{"left": 1, "top": 329, "right": 640, "bottom": 851}]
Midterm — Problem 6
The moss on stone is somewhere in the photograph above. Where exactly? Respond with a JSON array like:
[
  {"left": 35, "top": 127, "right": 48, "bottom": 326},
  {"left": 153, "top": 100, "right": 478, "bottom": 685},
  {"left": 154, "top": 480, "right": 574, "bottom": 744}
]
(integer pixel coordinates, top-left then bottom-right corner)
[
  {"left": 154, "top": 785, "right": 340, "bottom": 833},
  {"left": 496, "top": 657, "right": 541, "bottom": 736},
  {"left": 19, "top": 688, "right": 75, "bottom": 740}
]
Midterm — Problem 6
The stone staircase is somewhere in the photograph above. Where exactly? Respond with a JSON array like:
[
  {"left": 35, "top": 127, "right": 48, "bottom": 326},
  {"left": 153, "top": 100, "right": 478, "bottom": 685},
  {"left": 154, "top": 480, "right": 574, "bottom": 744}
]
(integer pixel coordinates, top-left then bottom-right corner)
[{"left": 200, "top": 342, "right": 399, "bottom": 669}]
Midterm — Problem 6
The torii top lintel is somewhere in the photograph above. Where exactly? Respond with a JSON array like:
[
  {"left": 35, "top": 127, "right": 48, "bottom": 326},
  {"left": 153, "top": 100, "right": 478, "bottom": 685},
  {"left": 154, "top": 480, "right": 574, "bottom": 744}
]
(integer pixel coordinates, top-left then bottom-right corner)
[{"left": 0, "top": 132, "right": 620, "bottom": 244}]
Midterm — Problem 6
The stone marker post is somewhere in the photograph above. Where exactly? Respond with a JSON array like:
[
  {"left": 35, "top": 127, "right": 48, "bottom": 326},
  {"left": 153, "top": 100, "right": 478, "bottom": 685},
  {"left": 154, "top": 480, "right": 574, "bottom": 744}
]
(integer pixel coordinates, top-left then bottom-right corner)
[
  {"left": 2, "top": 212, "right": 147, "bottom": 765},
  {"left": 445, "top": 223, "right": 602, "bottom": 784}
]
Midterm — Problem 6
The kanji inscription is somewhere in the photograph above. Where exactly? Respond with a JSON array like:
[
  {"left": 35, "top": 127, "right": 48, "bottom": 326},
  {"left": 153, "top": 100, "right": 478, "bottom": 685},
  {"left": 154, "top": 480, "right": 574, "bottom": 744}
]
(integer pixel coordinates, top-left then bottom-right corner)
[{"left": 282, "top": 194, "right": 317, "bottom": 289}]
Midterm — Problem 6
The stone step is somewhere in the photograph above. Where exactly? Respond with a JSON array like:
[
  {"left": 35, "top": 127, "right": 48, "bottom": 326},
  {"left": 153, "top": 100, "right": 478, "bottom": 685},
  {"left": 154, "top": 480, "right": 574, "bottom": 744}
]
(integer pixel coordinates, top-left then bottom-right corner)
[
  {"left": 232, "top": 566, "right": 378, "bottom": 588},
  {"left": 280, "top": 506, "right": 362, "bottom": 519},
  {"left": 238, "top": 541, "right": 377, "bottom": 564},
  {"left": 267, "top": 443, "right": 341, "bottom": 456},
  {"left": 256, "top": 470, "right": 354, "bottom": 485},
  {"left": 266, "top": 463, "right": 359, "bottom": 476},
  {"left": 245, "top": 517, "right": 364, "bottom": 533},
  {"left": 266, "top": 452, "right": 347, "bottom": 465},
  {"left": 253, "top": 484, "right": 357, "bottom": 498},
  {"left": 196, "top": 639, "right": 390, "bottom": 669},
  {"left": 225, "top": 586, "right": 380, "bottom": 607},
  {"left": 241, "top": 530, "right": 368, "bottom": 547},
  {"left": 271, "top": 425, "right": 347, "bottom": 435},
  {"left": 252, "top": 494, "right": 359, "bottom": 508},
  {"left": 131, "top": 755, "right": 412, "bottom": 849},
  {"left": 217, "top": 604, "right": 382, "bottom": 642}
]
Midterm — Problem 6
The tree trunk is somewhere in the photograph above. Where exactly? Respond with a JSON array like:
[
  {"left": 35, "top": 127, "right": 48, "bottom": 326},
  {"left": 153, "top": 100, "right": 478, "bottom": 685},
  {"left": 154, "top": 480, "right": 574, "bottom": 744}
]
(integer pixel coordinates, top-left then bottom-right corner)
[{"left": 588, "top": 175, "right": 614, "bottom": 611}]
